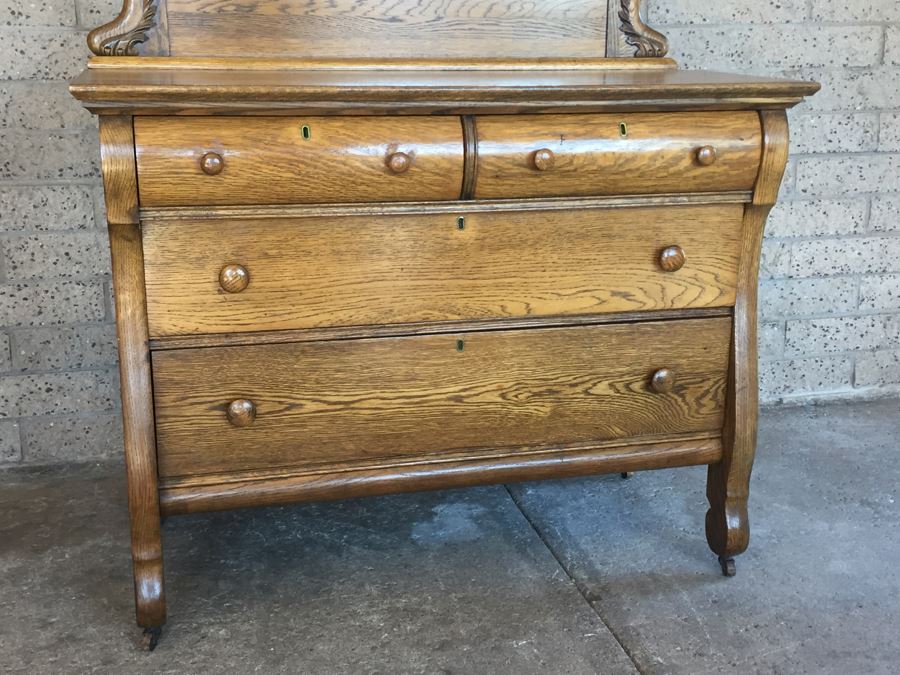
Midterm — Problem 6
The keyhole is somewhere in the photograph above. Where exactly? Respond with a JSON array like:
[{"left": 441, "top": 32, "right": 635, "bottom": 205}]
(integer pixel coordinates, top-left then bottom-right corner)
[
  {"left": 300, "top": 124, "right": 311, "bottom": 140},
  {"left": 456, "top": 339, "right": 465, "bottom": 352},
  {"left": 619, "top": 122, "right": 628, "bottom": 138},
  {"left": 456, "top": 216, "right": 465, "bottom": 230}
]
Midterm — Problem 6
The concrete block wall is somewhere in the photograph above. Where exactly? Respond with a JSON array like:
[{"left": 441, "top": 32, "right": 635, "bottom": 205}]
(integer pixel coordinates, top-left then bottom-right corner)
[
  {"left": 0, "top": 0, "right": 898, "bottom": 466},
  {"left": 652, "top": 0, "right": 900, "bottom": 402}
]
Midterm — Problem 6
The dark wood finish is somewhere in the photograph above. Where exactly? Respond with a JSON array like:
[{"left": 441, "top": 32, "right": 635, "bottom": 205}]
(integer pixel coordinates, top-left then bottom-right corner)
[
  {"left": 142, "top": 204, "right": 744, "bottom": 336},
  {"left": 226, "top": 399, "right": 257, "bottom": 428},
  {"left": 152, "top": 317, "right": 731, "bottom": 478},
  {"left": 705, "top": 110, "right": 790, "bottom": 566},
  {"left": 159, "top": 437, "right": 722, "bottom": 515},
  {"left": 134, "top": 116, "right": 464, "bottom": 205},
  {"left": 696, "top": 145, "right": 718, "bottom": 166},
  {"left": 199, "top": 151, "right": 223, "bottom": 175},
  {"left": 650, "top": 368, "right": 676, "bottom": 393},
  {"left": 475, "top": 112, "right": 762, "bottom": 199},
  {"left": 659, "top": 245, "right": 686, "bottom": 272},
  {"left": 217, "top": 263, "right": 248, "bottom": 294},
  {"left": 99, "top": 116, "right": 166, "bottom": 630}
]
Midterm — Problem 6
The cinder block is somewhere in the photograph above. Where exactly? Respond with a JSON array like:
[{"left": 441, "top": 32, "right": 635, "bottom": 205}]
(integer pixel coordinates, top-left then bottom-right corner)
[
  {"left": 760, "top": 277, "right": 857, "bottom": 319},
  {"left": 0, "top": 369, "right": 118, "bottom": 417},
  {"left": 0, "top": 130, "right": 99, "bottom": 181},
  {"left": 796, "top": 154, "right": 900, "bottom": 197},
  {"left": 791, "top": 236, "right": 900, "bottom": 276},
  {"left": 0, "top": 186, "right": 95, "bottom": 233},
  {"left": 760, "top": 240, "right": 791, "bottom": 279},
  {"left": 879, "top": 113, "right": 900, "bottom": 152},
  {"left": 666, "top": 25, "right": 879, "bottom": 71},
  {"left": 0, "top": 331, "right": 10, "bottom": 371},
  {"left": 75, "top": 0, "right": 121, "bottom": 27},
  {"left": 786, "top": 314, "right": 900, "bottom": 355},
  {"left": 790, "top": 67, "right": 900, "bottom": 112},
  {"left": 887, "top": 26, "right": 900, "bottom": 66},
  {"left": 856, "top": 350, "right": 900, "bottom": 387},
  {"left": 0, "top": 0, "right": 76, "bottom": 26},
  {"left": 811, "top": 0, "right": 900, "bottom": 21},
  {"left": 20, "top": 412, "right": 122, "bottom": 463},
  {"left": 0, "top": 28, "right": 85, "bottom": 79},
  {"left": 0, "top": 82, "right": 93, "bottom": 130},
  {"left": 651, "top": 0, "right": 806, "bottom": 24},
  {"left": 870, "top": 195, "right": 900, "bottom": 232},
  {"left": 765, "top": 198, "right": 867, "bottom": 238},
  {"left": 10, "top": 323, "right": 118, "bottom": 372},
  {"left": 0, "top": 280, "right": 105, "bottom": 327},
  {"left": 759, "top": 321, "right": 784, "bottom": 360},
  {"left": 760, "top": 356, "right": 853, "bottom": 400},
  {"left": 0, "top": 419, "right": 22, "bottom": 463},
  {"left": 2, "top": 231, "right": 111, "bottom": 280},
  {"left": 859, "top": 274, "right": 900, "bottom": 312},
  {"left": 789, "top": 112, "right": 878, "bottom": 154}
]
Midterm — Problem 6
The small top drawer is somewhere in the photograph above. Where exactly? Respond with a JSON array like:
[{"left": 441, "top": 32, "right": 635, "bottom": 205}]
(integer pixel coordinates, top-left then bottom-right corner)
[
  {"left": 134, "top": 116, "right": 465, "bottom": 206},
  {"left": 474, "top": 112, "right": 762, "bottom": 199}
]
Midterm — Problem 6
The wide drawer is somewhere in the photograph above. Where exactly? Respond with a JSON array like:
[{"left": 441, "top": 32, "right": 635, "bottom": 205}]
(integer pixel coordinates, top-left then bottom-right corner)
[
  {"left": 142, "top": 203, "right": 744, "bottom": 337},
  {"left": 134, "top": 116, "right": 465, "bottom": 206},
  {"left": 152, "top": 317, "right": 730, "bottom": 478},
  {"left": 474, "top": 112, "right": 762, "bottom": 199}
]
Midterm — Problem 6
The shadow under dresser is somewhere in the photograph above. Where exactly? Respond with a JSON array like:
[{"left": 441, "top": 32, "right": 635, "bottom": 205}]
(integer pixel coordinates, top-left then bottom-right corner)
[{"left": 69, "top": 0, "right": 819, "bottom": 649}]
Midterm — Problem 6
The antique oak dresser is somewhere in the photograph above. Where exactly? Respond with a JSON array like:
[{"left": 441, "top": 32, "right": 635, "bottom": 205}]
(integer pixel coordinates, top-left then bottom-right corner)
[{"left": 70, "top": 0, "right": 818, "bottom": 649}]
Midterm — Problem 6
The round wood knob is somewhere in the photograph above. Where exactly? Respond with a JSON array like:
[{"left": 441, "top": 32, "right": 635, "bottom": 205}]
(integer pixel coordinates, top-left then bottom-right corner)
[
  {"left": 219, "top": 264, "right": 249, "bottom": 293},
  {"left": 386, "top": 151, "right": 412, "bottom": 174},
  {"left": 532, "top": 148, "right": 556, "bottom": 171},
  {"left": 226, "top": 399, "right": 256, "bottom": 427},
  {"left": 200, "top": 152, "right": 224, "bottom": 175},
  {"left": 650, "top": 369, "right": 676, "bottom": 394},
  {"left": 659, "top": 245, "right": 686, "bottom": 272},
  {"left": 696, "top": 146, "right": 717, "bottom": 166}
]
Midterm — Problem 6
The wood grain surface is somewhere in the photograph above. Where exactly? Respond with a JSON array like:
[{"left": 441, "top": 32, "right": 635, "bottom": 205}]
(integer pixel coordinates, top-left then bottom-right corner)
[
  {"left": 152, "top": 317, "right": 731, "bottom": 478},
  {"left": 163, "top": 0, "right": 609, "bottom": 60},
  {"left": 475, "top": 112, "right": 762, "bottom": 198},
  {"left": 706, "top": 110, "right": 791, "bottom": 563},
  {"left": 69, "top": 67, "right": 821, "bottom": 115},
  {"left": 134, "top": 115, "right": 464, "bottom": 206},
  {"left": 158, "top": 437, "right": 723, "bottom": 514},
  {"left": 99, "top": 117, "right": 166, "bottom": 630},
  {"left": 142, "top": 203, "right": 744, "bottom": 337}
]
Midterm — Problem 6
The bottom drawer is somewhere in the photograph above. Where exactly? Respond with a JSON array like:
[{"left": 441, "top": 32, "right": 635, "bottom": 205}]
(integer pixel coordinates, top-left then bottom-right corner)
[{"left": 152, "top": 317, "right": 731, "bottom": 479}]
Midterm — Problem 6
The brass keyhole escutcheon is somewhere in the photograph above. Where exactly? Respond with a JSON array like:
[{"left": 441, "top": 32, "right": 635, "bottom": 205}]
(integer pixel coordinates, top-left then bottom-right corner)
[
  {"left": 300, "top": 124, "right": 311, "bottom": 140},
  {"left": 619, "top": 122, "right": 628, "bottom": 137},
  {"left": 457, "top": 216, "right": 465, "bottom": 230}
]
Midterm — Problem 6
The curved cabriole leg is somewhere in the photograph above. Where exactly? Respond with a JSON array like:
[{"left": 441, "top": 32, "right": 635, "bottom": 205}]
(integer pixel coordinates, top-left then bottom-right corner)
[
  {"left": 100, "top": 117, "right": 167, "bottom": 644},
  {"left": 706, "top": 110, "right": 790, "bottom": 577}
]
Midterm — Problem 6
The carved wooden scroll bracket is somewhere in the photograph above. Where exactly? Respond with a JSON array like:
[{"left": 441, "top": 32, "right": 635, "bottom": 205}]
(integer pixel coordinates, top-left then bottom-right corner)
[
  {"left": 619, "top": 0, "right": 669, "bottom": 58},
  {"left": 88, "top": 0, "right": 158, "bottom": 56}
]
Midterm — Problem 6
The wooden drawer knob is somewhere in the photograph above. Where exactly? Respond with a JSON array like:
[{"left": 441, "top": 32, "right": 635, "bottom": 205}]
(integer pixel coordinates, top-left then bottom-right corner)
[
  {"left": 226, "top": 399, "right": 256, "bottom": 427},
  {"left": 219, "top": 264, "right": 249, "bottom": 293},
  {"left": 200, "top": 152, "right": 224, "bottom": 175},
  {"left": 696, "top": 146, "right": 717, "bottom": 166},
  {"left": 650, "top": 368, "right": 676, "bottom": 394},
  {"left": 532, "top": 148, "right": 556, "bottom": 171},
  {"left": 387, "top": 151, "right": 412, "bottom": 174},
  {"left": 659, "top": 245, "right": 686, "bottom": 272}
]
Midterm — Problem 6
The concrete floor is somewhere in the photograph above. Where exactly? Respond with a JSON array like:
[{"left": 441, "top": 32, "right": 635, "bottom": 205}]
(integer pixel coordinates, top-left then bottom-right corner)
[{"left": 1, "top": 399, "right": 898, "bottom": 674}]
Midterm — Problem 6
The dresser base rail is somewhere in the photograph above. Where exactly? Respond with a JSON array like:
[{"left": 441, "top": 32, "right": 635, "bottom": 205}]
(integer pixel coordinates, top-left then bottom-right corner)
[{"left": 159, "top": 437, "right": 722, "bottom": 516}]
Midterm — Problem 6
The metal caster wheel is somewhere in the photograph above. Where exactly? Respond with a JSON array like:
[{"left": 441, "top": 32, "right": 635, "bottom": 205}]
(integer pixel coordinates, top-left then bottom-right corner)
[
  {"left": 718, "top": 555, "right": 736, "bottom": 577},
  {"left": 139, "top": 626, "right": 162, "bottom": 651},
  {"left": 620, "top": 472, "right": 633, "bottom": 479}
]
